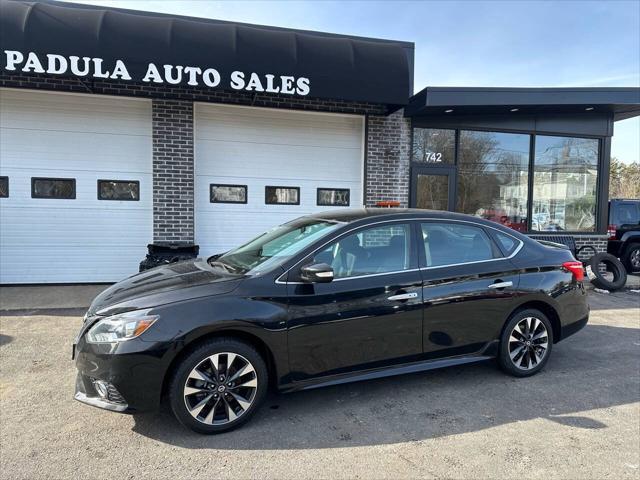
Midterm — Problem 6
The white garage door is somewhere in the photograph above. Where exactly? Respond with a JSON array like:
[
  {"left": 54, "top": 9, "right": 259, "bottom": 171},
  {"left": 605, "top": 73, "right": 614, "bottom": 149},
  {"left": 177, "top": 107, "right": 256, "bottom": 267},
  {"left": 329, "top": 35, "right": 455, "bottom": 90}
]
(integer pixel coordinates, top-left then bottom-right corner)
[
  {"left": 0, "top": 89, "right": 152, "bottom": 283},
  {"left": 195, "top": 104, "right": 364, "bottom": 257}
]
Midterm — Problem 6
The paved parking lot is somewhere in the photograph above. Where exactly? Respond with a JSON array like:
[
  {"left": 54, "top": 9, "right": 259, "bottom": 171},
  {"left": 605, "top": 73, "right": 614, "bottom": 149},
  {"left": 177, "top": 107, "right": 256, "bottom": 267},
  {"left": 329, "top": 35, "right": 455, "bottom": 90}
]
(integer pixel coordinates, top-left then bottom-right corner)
[{"left": 1, "top": 288, "right": 639, "bottom": 479}]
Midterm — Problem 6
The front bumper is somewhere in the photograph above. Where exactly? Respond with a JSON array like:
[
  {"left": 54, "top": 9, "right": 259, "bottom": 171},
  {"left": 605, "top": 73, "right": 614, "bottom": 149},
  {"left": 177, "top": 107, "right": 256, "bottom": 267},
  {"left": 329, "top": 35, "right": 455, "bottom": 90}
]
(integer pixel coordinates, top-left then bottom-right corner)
[{"left": 73, "top": 335, "right": 174, "bottom": 413}]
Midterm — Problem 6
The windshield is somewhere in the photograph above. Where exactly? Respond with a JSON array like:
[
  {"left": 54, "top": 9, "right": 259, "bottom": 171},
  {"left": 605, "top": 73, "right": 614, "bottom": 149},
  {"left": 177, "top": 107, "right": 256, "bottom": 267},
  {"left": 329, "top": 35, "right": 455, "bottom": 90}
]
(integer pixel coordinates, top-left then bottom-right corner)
[{"left": 209, "top": 218, "right": 342, "bottom": 275}]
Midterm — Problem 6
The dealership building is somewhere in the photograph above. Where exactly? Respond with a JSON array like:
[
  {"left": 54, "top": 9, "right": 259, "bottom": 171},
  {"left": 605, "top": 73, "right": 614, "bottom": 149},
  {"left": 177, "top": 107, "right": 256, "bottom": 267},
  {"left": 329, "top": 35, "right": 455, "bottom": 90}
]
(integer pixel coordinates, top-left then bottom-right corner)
[{"left": 1, "top": 0, "right": 639, "bottom": 283}]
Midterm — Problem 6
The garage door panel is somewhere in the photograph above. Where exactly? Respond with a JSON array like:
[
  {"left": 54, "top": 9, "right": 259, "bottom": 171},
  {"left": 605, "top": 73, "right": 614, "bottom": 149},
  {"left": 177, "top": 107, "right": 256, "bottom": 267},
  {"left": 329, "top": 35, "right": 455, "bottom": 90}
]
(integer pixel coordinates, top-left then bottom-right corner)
[
  {"left": 196, "top": 108, "right": 362, "bottom": 148},
  {"left": 195, "top": 104, "right": 363, "bottom": 258},
  {"left": 0, "top": 210, "right": 151, "bottom": 246},
  {"left": 0, "top": 89, "right": 152, "bottom": 283},
  {"left": 0, "top": 246, "right": 146, "bottom": 283},
  {"left": 1, "top": 90, "right": 151, "bottom": 136},
  {"left": 196, "top": 140, "right": 362, "bottom": 180},
  {"left": 1, "top": 131, "right": 151, "bottom": 173}
]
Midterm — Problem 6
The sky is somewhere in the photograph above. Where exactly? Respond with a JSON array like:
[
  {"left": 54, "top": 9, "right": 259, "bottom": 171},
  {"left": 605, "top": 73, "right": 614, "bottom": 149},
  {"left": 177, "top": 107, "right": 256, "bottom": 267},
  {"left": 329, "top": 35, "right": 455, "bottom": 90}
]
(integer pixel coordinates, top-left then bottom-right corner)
[{"left": 76, "top": 0, "right": 640, "bottom": 164}]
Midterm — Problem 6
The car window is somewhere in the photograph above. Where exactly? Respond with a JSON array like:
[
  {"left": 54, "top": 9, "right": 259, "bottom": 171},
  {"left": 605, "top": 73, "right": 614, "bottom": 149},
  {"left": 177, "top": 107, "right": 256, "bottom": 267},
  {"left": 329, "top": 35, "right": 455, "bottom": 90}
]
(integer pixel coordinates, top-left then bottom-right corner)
[
  {"left": 213, "top": 218, "right": 342, "bottom": 275},
  {"left": 612, "top": 203, "right": 640, "bottom": 225},
  {"left": 421, "top": 222, "right": 497, "bottom": 267},
  {"left": 313, "top": 224, "right": 412, "bottom": 279},
  {"left": 494, "top": 231, "right": 519, "bottom": 256}
]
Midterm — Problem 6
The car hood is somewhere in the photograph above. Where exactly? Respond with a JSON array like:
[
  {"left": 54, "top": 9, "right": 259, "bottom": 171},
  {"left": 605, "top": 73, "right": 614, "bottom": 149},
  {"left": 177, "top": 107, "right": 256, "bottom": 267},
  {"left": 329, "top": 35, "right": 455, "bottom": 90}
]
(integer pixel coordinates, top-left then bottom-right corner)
[{"left": 87, "top": 259, "right": 243, "bottom": 317}]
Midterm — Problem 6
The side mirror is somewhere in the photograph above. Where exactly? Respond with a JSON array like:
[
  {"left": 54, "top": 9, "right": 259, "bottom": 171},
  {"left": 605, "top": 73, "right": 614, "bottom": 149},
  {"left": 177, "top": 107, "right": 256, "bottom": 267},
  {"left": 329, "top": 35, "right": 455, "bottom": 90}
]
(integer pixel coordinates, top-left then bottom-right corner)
[{"left": 300, "top": 263, "right": 334, "bottom": 283}]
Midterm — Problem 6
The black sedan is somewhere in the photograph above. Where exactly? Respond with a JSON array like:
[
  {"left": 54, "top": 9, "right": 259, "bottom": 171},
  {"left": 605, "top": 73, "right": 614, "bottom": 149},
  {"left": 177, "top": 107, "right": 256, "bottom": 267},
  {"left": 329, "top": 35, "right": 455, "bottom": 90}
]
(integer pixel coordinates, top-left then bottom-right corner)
[{"left": 73, "top": 209, "right": 589, "bottom": 433}]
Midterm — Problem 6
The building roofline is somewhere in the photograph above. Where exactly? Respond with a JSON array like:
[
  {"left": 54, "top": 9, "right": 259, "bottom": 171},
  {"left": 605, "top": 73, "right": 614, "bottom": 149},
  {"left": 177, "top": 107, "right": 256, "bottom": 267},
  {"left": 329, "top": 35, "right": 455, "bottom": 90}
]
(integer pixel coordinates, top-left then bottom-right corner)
[{"left": 406, "top": 86, "right": 640, "bottom": 121}]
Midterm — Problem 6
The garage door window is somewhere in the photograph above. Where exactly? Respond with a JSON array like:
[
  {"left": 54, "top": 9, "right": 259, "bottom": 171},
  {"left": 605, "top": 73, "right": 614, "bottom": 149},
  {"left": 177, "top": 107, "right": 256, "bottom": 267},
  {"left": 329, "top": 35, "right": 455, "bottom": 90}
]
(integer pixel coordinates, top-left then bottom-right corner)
[
  {"left": 317, "top": 188, "right": 350, "bottom": 206},
  {"left": 98, "top": 180, "right": 140, "bottom": 201},
  {"left": 211, "top": 184, "right": 247, "bottom": 204},
  {"left": 0, "top": 176, "right": 8, "bottom": 198},
  {"left": 265, "top": 186, "right": 300, "bottom": 205},
  {"left": 31, "top": 178, "right": 76, "bottom": 199}
]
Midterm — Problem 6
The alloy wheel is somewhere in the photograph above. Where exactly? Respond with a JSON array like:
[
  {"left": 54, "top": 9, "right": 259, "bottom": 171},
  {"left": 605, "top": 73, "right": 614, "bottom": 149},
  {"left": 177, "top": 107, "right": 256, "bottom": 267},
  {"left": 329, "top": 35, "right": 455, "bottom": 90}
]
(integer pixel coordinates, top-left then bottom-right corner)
[
  {"left": 508, "top": 317, "right": 549, "bottom": 370},
  {"left": 631, "top": 249, "right": 640, "bottom": 270},
  {"left": 183, "top": 352, "right": 258, "bottom": 425}
]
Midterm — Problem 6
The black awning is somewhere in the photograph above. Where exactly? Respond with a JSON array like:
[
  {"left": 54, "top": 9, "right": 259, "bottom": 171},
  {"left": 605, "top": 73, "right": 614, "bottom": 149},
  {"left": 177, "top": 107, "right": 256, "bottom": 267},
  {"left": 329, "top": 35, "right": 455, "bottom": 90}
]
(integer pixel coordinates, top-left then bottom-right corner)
[
  {"left": 405, "top": 87, "right": 640, "bottom": 121},
  {"left": 0, "top": 0, "right": 414, "bottom": 107}
]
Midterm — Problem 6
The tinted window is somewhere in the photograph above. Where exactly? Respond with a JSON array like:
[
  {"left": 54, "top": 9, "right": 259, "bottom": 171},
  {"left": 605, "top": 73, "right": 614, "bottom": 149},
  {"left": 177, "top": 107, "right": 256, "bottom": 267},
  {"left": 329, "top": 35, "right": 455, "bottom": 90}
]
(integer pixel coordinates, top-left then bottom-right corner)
[
  {"left": 532, "top": 135, "right": 598, "bottom": 232},
  {"left": 412, "top": 128, "right": 455, "bottom": 164},
  {"left": 317, "top": 188, "right": 350, "bottom": 206},
  {"left": 0, "top": 176, "right": 7, "bottom": 198},
  {"left": 313, "top": 224, "right": 412, "bottom": 278},
  {"left": 32, "top": 178, "right": 75, "bottom": 199},
  {"left": 494, "top": 231, "right": 519, "bottom": 255},
  {"left": 457, "top": 130, "right": 530, "bottom": 232},
  {"left": 265, "top": 186, "right": 299, "bottom": 205},
  {"left": 98, "top": 180, "right": 139, "bottom": 201},
  {"left": 611, "top": 203, "right": 640, "bottom": 225},
  {"left": 421, "top": 222, "right": 497, "bottom": 267},
  {"left": 211, "top": 184, "right": 247, "bottom": 204}
]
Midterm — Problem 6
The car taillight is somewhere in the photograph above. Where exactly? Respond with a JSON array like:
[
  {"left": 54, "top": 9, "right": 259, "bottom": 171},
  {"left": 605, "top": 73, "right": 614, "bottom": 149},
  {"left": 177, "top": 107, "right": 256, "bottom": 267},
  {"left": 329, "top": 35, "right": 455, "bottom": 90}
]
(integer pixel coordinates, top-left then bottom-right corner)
[
  {"left": 607, "top": 224, "right": 617, "bottom": 239},
  {"left": 562, "top": 261, "right": 584, "bottom": 282}
]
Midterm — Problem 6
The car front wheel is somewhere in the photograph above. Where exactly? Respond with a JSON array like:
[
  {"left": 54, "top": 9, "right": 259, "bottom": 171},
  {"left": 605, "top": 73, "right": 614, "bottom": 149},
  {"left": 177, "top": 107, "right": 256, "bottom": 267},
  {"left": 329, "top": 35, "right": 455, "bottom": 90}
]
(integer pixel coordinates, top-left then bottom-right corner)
[
  {"left": 169, "top": 337, "right": 268, "bottom": 434},
  {"left": 498, "top": 309, "right": 553, "bottom": 377}
]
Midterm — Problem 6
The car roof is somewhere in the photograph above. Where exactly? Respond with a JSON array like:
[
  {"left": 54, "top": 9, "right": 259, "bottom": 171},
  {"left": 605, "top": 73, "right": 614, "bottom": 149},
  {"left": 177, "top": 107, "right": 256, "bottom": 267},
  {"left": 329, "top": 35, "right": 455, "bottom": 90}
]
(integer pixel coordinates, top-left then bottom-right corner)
[{"left": 307, "top": 208, "right": 524, "bottom": 234}]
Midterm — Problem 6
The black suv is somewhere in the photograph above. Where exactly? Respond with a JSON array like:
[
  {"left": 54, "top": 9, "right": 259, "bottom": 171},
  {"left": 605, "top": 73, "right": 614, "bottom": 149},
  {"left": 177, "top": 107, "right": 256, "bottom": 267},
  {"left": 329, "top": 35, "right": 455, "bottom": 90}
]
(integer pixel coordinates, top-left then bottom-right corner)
[{"left": 607, "top": 199, "right": 640, "bottom": 273}]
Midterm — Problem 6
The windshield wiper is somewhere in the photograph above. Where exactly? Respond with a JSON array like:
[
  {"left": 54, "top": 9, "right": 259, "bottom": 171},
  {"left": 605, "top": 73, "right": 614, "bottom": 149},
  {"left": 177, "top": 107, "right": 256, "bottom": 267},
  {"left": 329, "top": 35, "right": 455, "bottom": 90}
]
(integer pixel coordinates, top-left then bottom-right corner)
[{"left": 209, "top": 260, "right": 241, "bottom": 274}]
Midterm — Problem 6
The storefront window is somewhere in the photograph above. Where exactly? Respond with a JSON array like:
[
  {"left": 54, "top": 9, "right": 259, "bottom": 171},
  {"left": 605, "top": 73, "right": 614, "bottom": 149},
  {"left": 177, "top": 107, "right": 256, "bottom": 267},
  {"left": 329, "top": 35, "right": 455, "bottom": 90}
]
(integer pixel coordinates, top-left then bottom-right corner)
[
  {"left": 532, "top": 135, "right": 598, "bottom": 232},
  {"left": 456, "top": 130, "right": 530, "bottom": 231},
  {"left": 412, "top": 128, "right": 455, "bottom": 164}
]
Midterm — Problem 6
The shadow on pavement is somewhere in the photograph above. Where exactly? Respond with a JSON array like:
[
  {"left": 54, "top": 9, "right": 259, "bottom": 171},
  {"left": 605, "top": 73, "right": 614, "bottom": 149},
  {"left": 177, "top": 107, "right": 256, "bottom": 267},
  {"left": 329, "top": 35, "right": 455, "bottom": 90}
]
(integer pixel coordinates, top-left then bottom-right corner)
[
  {"left": 131, "top": 323, "right": 639, "bottom": 450},
  {"left": 587, "top": 289, "right": 640, "bottom": 310}
]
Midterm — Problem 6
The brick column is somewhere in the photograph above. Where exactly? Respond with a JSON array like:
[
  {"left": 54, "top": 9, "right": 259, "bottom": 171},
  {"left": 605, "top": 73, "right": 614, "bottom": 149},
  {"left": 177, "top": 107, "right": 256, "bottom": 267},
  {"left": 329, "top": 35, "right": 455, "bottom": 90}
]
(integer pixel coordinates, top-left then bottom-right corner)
[
  {"left": 152, "top": 100, "right": 195, "bottom": 242},
  {"left": 365, "top": 109, "right": 412, "bottom": 207}
]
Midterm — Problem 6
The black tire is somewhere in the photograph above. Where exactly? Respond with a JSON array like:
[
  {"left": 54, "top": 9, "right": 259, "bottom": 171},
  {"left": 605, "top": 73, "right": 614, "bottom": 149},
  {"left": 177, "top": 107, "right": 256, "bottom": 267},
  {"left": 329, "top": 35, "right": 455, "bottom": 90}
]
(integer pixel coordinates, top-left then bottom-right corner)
[
  {"left": 169, "top": 337, "right": 268, "bottom": 434},
  {"left": 621, "top": 243, "right": 640, "bottom": 274},
  {"left": 587, "top": 252, "right": 627, "bottom": 291},
  {"left": 498, "top": 309, "right": 553, "bottom": 377}
]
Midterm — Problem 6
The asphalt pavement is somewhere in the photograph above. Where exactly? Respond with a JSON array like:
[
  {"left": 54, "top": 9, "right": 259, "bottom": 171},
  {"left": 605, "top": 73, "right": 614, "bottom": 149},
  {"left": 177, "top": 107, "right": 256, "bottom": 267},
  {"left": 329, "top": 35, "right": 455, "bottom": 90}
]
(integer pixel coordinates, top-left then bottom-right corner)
[{"left": 0, "top": 288, "right": 638, "bottom": 479}]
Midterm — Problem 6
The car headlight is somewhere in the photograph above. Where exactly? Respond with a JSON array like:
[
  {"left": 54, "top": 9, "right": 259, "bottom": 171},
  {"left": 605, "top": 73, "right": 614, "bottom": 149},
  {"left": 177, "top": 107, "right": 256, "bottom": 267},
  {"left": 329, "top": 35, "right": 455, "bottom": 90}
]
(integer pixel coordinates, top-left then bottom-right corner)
[{"left": 85, "top": 310, "right": 159, "bottom": 344}]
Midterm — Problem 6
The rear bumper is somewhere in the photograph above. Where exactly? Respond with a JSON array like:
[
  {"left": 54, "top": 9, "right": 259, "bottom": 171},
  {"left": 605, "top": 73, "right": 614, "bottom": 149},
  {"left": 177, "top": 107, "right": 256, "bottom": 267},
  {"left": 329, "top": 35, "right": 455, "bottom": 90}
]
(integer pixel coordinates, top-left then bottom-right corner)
[
  {"left": 559, "top": 314, "right": 589, "bottom": 341},
  {"left": 607, "top": 240, "right": 623, "bottom": 258}
]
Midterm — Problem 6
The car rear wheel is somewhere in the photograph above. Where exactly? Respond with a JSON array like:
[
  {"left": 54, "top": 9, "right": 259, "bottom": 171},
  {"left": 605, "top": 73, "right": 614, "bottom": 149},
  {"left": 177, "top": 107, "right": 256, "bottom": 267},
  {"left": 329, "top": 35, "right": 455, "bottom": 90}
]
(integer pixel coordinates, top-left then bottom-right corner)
[
  {"left": 498, "top": 309, "right": 553, "bottom": 377},
  {"left": 169, "top": 337, "right": 268, "bottom": 434}
]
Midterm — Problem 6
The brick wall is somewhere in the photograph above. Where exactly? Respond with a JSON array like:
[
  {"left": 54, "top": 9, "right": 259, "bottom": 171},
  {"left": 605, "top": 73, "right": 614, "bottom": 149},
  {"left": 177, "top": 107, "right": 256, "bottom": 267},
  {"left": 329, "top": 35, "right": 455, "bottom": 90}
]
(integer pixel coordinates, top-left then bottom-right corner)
[
  {"left": 152, "top": 100, "right": 194, "bottom": 242},
  {"left": 574, "top": 235, "right": 608, "bottom": 261},
  {"left": 365, "top": 109, "right": 412, "bottom": 207}
]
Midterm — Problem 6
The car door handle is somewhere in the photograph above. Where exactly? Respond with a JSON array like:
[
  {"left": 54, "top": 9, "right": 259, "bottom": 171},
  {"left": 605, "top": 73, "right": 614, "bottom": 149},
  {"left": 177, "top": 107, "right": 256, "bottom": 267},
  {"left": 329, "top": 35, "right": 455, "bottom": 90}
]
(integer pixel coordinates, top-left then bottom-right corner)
[
  {"left": 488, "top": 281, "right": 513, "bottom": 289},
  {"left": 387, "top": 292, "right": 419, "bottom": 301}
]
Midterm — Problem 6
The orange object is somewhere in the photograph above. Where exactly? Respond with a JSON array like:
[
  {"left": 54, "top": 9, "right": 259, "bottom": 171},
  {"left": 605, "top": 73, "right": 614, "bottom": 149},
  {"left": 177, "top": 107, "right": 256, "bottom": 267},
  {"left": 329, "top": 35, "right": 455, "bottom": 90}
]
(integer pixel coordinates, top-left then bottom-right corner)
[{"left": 376, "top": 200, "right": 401, "bottom": 208}]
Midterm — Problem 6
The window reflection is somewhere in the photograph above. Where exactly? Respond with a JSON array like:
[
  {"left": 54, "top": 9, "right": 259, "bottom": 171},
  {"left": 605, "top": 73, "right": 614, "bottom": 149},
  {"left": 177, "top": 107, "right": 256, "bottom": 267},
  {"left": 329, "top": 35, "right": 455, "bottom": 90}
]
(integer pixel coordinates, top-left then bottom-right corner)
[
  {"left": 532, "top": 136, "right": 598, "bottom": 232},
  {"left": 412, "top": 128, "right": 455, "bottom": 163},
  {"left": 457, "top": 131, "right": 530, "bottom": 231}
]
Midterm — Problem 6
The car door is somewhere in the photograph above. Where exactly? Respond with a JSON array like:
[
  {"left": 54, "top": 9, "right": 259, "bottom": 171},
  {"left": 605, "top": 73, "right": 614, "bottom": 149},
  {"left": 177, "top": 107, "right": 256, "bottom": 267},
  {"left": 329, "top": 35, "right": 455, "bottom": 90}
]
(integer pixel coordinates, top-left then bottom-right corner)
[
  {"left": 286, "top": 221, "right": 423, "bottom": 382},
  {"left": 418, "top": 221, "right": 521, "bottom": 359}
]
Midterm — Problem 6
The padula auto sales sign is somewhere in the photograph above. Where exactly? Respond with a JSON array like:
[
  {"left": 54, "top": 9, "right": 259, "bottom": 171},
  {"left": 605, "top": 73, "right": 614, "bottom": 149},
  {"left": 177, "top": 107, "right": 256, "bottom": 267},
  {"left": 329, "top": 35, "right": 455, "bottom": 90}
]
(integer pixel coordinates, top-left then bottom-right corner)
[{"left": 2, "top": 50, "right": 312, "bottom": 96}]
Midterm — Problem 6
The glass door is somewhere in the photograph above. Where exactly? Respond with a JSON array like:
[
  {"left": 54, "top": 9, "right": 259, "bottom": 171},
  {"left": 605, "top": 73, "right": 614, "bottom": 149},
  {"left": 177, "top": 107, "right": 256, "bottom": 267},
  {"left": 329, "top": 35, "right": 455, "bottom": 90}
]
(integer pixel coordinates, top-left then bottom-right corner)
[{"left": 410, "top": 166, "right": 455, "bottom": 211}]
